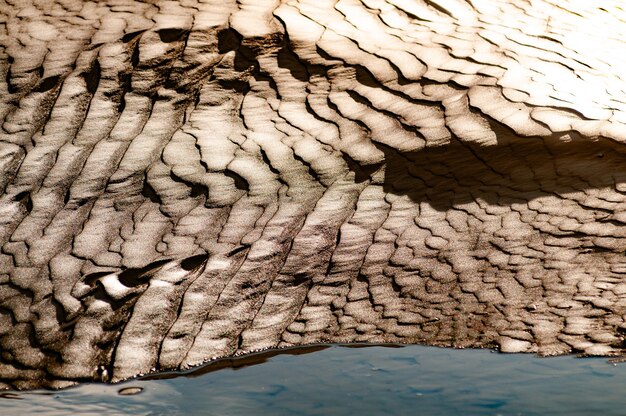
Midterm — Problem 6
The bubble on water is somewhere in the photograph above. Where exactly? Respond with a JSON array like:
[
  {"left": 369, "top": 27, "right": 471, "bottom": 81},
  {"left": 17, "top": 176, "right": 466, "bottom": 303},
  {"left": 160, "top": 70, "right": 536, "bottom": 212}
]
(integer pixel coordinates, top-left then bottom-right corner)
[{"left": 118, "top": 387, "right": 144, "bottom": 396}]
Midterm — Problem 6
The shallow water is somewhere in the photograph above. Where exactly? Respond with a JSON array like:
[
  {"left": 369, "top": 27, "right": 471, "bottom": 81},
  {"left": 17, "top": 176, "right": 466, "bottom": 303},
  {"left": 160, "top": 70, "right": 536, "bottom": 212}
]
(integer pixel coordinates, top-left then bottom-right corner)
[{"left": 4, "top": 344, "right": 626, "bottom": 415}]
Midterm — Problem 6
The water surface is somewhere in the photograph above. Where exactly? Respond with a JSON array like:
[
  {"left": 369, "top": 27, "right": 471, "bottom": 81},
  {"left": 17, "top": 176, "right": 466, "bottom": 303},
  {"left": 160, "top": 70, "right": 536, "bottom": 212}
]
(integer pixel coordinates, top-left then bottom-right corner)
[{"left": 4, "top": 344, "right": 626, "bottom": 415}]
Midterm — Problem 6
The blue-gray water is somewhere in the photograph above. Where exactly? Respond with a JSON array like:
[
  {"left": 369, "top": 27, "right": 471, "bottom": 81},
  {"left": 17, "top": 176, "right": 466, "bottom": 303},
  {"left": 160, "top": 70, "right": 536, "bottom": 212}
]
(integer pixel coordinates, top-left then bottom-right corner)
[{"left": 4, "top": 344, "right": 626, "bottom": 415}]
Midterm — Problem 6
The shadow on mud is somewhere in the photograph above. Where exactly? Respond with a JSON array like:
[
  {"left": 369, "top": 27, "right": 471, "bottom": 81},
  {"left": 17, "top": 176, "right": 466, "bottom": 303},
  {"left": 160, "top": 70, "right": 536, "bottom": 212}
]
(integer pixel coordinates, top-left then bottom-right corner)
[{"left": 370, "top": 133, "right": 626, "bottom": 213}]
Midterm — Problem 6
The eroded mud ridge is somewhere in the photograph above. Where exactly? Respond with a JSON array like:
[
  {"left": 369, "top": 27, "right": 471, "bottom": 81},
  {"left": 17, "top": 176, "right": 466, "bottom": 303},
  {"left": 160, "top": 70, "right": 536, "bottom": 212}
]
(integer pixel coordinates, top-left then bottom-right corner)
[{"left": 2, "top": 0, "right": 626, "bottom": 389}]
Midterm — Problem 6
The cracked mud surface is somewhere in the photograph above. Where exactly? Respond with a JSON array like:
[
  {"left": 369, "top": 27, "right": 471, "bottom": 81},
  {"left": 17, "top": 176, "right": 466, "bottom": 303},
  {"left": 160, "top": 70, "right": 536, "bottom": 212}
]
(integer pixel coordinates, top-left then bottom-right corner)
[{"left": 2, "top": 0, "right": 626, "bottom": 389}]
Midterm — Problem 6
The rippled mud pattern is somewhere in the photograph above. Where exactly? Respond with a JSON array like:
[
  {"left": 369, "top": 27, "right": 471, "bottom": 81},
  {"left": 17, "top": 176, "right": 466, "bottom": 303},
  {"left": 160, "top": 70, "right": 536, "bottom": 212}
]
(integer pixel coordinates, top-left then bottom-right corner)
[{"left": 2, "top": 0, "right": 626, "bottom": 389}]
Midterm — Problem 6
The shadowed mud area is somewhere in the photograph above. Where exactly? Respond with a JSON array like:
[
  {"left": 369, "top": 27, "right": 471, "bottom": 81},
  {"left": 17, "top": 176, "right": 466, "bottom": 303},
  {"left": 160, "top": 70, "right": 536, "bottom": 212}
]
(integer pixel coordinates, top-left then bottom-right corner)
[
  {"left": 2, "top": 0, "right": 626, "bottom": 389},
  {"left": 380, "top": 136, "right": 626, "bottom": 212}
]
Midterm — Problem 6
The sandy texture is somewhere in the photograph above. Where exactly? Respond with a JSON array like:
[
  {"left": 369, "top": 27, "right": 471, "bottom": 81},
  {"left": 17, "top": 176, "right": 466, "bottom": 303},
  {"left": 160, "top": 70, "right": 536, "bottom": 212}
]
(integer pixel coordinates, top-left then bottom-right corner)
[{"left": 2, "top": 0, "right": 626, "bottom": 389}]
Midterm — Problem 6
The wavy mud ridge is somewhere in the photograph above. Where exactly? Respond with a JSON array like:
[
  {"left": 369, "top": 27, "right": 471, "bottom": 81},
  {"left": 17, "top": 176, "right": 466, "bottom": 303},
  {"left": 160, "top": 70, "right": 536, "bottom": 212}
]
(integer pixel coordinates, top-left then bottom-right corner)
[{"left": 2, "top": 0, "right": 626, "bottom": 389}]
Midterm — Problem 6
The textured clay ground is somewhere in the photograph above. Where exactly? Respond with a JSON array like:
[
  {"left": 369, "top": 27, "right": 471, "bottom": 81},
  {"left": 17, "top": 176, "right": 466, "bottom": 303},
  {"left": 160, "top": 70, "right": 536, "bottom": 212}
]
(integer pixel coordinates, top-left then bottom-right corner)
[{"left": 2, "top": 0, "right": 626, "bottom": 389}]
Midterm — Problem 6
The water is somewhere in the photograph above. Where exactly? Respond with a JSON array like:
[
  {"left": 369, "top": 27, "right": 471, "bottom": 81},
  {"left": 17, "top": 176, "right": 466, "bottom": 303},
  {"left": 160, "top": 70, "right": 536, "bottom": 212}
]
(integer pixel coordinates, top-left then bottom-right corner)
[{"left": 3, "top": 344, "right": 626, "bottom": 415}]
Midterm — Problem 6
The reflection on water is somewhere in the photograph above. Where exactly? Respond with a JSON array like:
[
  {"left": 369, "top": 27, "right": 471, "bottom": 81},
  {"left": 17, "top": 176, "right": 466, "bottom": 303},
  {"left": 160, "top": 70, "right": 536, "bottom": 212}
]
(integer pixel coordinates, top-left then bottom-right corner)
[{"left": 4, "top": 344, "right": 626, "bottom": 415}]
